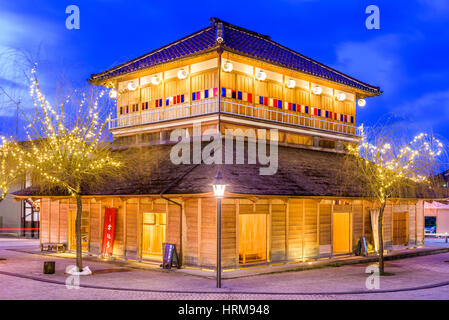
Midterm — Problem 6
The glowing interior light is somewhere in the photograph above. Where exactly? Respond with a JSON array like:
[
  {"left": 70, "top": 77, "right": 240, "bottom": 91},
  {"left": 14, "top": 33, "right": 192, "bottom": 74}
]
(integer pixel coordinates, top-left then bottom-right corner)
[
  {"left": 255, "top": 70, "right": 267, "bottom": 81},
  {"left": 223, "top": 61, "right": 233, "bottom": 72},
  {"left": 177, "top": 69, "right": 188, "bottom": 79},
  {"left": 312, "top": 86, "right": 322, "bottom": 95}
]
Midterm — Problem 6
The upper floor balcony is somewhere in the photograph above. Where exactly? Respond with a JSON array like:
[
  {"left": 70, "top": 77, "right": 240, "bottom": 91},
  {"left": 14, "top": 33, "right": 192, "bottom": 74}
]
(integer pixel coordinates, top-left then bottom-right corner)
[{"left": 109, "top": 98, "right": 361, "bottom": 137}]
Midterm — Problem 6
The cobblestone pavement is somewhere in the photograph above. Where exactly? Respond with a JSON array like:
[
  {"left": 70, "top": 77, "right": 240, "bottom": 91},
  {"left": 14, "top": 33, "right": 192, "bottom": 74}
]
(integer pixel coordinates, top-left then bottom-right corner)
[{"left": 1, "top": 238, "right": 449, "bottom": 300}]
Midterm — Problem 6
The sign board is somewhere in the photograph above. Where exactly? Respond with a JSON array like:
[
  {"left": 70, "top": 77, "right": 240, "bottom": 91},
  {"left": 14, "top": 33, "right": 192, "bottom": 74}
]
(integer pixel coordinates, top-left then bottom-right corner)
[
  {"left": 162, "top": 243, "right": 180, "bottom": 269},
  {"left": 101, "top": 208, "right": 117, "bottom": 256}
]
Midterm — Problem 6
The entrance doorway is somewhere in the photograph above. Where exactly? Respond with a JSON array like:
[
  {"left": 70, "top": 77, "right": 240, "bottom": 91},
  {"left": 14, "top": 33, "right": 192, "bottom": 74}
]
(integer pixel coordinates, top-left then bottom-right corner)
[
  {"left": 332, "top": 212, "right": 350, "bottom": 254},
  {"left": 142, "top": 212, "right": 166, "bottom": 260},
  {"left": 71, "top": 210, "right": 89, "bottom": 252},
  {"left": 393, "top": 212, "right": 408, "bottom": 245},
  {"left": 239, "top": 213, "right": 267, "bottom": 264}
]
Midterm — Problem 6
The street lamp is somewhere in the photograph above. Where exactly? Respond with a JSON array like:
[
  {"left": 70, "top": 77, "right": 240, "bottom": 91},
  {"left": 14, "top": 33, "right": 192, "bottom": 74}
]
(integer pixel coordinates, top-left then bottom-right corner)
[{"left": 212, "top": 171, "right": 226, "bottom": 288}]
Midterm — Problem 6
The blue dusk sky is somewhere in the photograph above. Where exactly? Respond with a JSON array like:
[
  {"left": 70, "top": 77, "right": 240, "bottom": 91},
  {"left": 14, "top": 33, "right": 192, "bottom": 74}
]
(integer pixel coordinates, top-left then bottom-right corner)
[{"left": 0, "top": 0, "right": 448, "bottom": 141}]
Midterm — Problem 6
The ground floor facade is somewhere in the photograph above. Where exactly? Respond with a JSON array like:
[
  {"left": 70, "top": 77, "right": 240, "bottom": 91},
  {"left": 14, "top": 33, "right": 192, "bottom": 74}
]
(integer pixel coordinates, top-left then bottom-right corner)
[
  {"left": 37, "top": 195, "right": 424, "bottom": 269},
  {"left": 424, "top": 201, "right": 449, "bottom": 234}
]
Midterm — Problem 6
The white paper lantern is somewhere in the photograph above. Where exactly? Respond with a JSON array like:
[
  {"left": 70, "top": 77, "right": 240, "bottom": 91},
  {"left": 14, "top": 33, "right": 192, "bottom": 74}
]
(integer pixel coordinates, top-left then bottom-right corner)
[
  {"left": 127, "top": 82, "right": 137, "bottom": 91},
  {"left": 256, "top": 70, "right": 267, "bottom": 81},
  {"left": 286, "top": 79, "right": 296, "bottom": 89},
  {"left": 151, "top": 75, "right": 161, "bottom": 85},
  {"left": 223, "top": 61, "right": 233, "bottom": 72},
  {"left": 358, "top": 98, "right": 367, "bottom": 107},
  {"left": 336, "top": 93, "right": 346, "bottom": 101},
  {"left": 177, "top": 69, "right": 188, "bottom": 79},
  {"left": 312, "top": 86, "right": 322, "bottom": 95}
]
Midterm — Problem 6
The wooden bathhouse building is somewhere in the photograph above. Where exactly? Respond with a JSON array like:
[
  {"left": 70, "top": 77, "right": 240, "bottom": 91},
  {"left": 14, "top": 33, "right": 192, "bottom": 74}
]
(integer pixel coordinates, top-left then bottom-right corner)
[{"left": 15, "top": 18, "right": 432, "bottom": 269}]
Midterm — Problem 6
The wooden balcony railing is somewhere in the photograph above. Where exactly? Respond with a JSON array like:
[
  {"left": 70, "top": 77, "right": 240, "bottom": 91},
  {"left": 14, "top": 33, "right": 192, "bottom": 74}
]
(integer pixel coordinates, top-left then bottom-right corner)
[{"left": 109, "top": 98, "right": 360, "bottom": 136}]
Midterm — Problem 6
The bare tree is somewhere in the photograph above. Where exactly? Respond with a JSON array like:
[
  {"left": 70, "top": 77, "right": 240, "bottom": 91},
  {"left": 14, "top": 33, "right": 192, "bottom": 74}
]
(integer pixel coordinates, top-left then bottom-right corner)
[
  {"left": 346, "top": 121, "right": 445, "bottom": 274},
  {"left": 19, "top": 66, "right": 121, "bottom": 271}
]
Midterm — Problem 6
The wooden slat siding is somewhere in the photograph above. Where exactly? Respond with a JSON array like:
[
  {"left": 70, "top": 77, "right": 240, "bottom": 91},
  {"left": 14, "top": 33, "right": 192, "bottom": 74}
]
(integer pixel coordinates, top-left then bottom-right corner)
[
  {"left": 352, "top": 204, "right": 363, "bottom": 251},
  {"left": 200, "top": 198, "right": 217, "bottom": 268},
  {"left": 270, "top": 200, "right": 286, "bottom": 261},
  {"left": 408, "top": 202, "right": 416, "bottom": 245},
  {"left": 416, "top": 200, "right": 425, "bottom": 245},
  {"left": 287, "top": 199, "right": 302, "bottom": 260},
  {"left": 184, "top": 199, "right": 199, "bottom": 266},
  {"left": 222, "top": 199, "right": 237, "bottom": 268},
  {"left": 319, "top": 202, "right": 331, "bottom": 257},
  {"left": 50, "top": 199, "right": 59, "bottom": 243},
  {"left": 304, "top": 200, "right": 318, "bottom": 258},
  {"left": 383, "top": 204, "right": 392, "bottom": 247},
  {"left": 59, "top": 200, "right": 68, "bottom": 244},
  {"left": 125, "top": 200, "right": 138, "bottom": 258},
  {"left": 40, "top": 198, "right": 50, "bottom": 243},
  {"left": 139, "top": 200, "right": 153, "bottom": 259},
  {"left": 89, "top": 201, "right": 101, "bottom": 254},
  {"left": 363, "top": 201, "right": 373, "bottom": 241},
  {"left": 166, "top": 200, "right": 181, "bottom": 256},
  {"left": 113, "top": 199, "right": 125, "bottom": 257}
]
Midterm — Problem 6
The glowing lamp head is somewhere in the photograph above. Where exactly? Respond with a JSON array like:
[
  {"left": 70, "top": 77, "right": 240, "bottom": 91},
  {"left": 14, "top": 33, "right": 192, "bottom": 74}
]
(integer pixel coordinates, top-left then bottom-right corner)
[
  {"left": 312, "top": 86, "right": 322, "bottom": 95},
  {"left": 223, "top": 61, "right": 233, "bottom": 72},
  {"left": 255, "top": 70, "right": 267, "bottom": 81},
  {"left": 177, "top": 69, "right": 188, "bottom": 79},
  {"left": 211, "top": 171, "right": 226, "bottom": 198},
  {"left": 336, "top": 93, "right": 346, "bottom": 101},
  {"left": 127, "top": 82, "right": 137, "bottom": 91},
  {"left": 151, "top": 75, "right": 161, "bottom": 85},
  {"left": 286, "top": 79, "right": 296, "bottom": 89},
  {"left": 109, "top": 89, "right": 117, "bottom": 99},
  {"left": 357, "top": 98, "right": 367, "bottom": 107}
]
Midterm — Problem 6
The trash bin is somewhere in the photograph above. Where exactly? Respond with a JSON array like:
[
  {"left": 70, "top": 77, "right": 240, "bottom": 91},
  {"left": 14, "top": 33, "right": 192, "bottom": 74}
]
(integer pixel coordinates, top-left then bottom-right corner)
[{"left": 43, "top": 261, "right": 55, "bottom": 274}]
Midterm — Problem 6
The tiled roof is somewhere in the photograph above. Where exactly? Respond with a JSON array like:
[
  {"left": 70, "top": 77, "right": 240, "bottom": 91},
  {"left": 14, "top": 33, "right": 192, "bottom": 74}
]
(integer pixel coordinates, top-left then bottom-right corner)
[
  {"left": 13, "top": 142, "right": 440, "bottom": 199},
  {"left": 89, "top": 18, "right": 380, "bottom": 94}
]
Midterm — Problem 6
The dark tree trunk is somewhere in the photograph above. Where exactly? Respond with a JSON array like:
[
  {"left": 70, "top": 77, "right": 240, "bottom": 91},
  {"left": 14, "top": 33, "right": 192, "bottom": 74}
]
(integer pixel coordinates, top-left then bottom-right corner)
[
  {"left": 378, "top": 201, "right": 386, "bottom": 275},
  {"left": 75, "top": 193, "right": 83, "bottom": 272}
]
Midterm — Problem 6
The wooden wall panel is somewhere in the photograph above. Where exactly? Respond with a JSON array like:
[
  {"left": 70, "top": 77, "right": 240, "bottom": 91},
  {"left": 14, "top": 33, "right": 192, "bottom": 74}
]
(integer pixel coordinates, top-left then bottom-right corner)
[
  {"left": 352, "top": 204, "right": 363, "bottom": 251},
  {"left": 222, "top": 200, "right": 237, "bottom": 268},
  {"left": 304, "top": 200, "right": 318, "bottom": 258},
  {"left": 112, "top": 199, "right": 125, "bottom": 256},
  {"left": 125, "top": 201, "right": 138, "bottom": 258},
  {"left": 59, "top": 200, "right": 68, "bottom": 244},
  {"left": 287, "top": 199, "right": 302, "bottom": 259},
  {"left": 416, "top": 200, "right": 424, "bottom": 245},
  {"left": 319, "top": 203, "right": 331, "bottom": 256},
  {"left": 50, "top": 199, "right": 59, "bottom": 243},
  {"left": 383, "top": 205, "right": 392, "bottom": 246},
  {"left": 271, "top": 201, "right": 286, "bottom": 261},
  {"left": 184, "top": 199, "right": 199, "bottom": 266},
  {"left": 200, "top": 198, "right": 217, "bottom": 268},
  {"left": 166, "top": 202, "right": 181, "bottom": 254},
  {"left": 408, "top": 203, "right": 416, "bottom": 244},
  {"left": 40, "top": 199, "right": 50, "bottom": 243},
  {"left": 89, "top": 202, "right": 101, "bottom": 254}
]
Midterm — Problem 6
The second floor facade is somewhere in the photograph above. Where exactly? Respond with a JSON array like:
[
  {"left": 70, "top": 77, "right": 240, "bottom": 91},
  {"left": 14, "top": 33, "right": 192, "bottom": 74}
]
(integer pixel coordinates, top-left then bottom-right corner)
[{"left": 90, "top": 18, "right": 381, "bottom": 152}]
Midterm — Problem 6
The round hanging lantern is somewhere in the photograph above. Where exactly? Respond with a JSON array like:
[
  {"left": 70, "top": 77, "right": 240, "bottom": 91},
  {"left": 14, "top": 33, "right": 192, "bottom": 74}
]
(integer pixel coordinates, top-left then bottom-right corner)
[
  {"left": 177, "top": 69, "right": 188, "bottom": 79},
  {"left": 151, "top": 75, "right": 161, "bottom": 85},
  {"left": 223, "top": 61, "right": 233, "bottom": 72},
  {"left": 336, "top": 93, "right": 346, "bottom": 101},
  {"left": 358, "top": 98, "right": 367, "bottom": 107},
  {"left": 286, "top": 79, "right": 296, "bottom": 89},
  {"left": 312, "top": 86, "right": 322, "bottom": 95},
  {"left": 256, "top": 70, "right": 267, "bottom": 81},
  {"left": 109, "top": 89, "right": 117, "bottom": 99},
  {"left": 127, "top": 82, "right": 137, "bottom": 91}
]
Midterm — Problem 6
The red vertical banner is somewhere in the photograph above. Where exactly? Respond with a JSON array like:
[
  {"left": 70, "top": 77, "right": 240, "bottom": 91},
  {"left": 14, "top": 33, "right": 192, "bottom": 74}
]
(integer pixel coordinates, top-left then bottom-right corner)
[{"left": 101, "top": 208, "right": 117, "bottom": 256}]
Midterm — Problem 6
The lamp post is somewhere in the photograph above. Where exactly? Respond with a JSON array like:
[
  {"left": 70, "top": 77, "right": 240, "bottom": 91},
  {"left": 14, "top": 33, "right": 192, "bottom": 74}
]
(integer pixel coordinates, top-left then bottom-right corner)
[{"left": 212, "top": 171, "right": 226, "bottom": 288}]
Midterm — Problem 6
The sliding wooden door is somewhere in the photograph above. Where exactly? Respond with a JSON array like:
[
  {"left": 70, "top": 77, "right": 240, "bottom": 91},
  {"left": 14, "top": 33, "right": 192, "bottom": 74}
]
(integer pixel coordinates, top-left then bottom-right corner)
[{"left": 239, "top": 213, "right": 267, "bottom": 264}]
